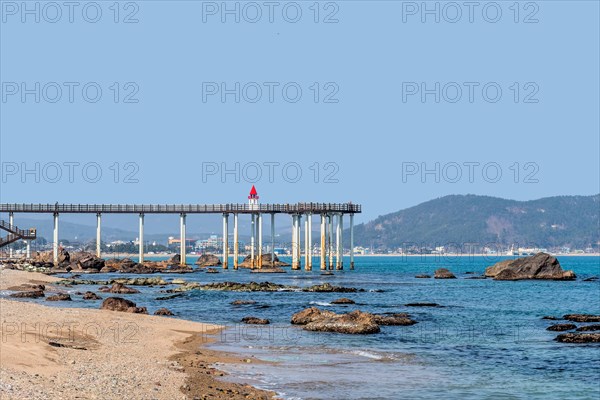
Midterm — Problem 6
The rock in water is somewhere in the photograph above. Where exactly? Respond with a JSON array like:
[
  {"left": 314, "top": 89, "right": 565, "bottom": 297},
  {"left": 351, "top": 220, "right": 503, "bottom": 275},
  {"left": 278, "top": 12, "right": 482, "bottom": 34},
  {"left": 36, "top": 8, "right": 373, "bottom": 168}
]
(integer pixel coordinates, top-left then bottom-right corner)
[
  {"left": 291, "top": 307, "right": 337, "bottom": 325},
  {"left": 485, "top": 253, "right": 576, "bottom": 280},
  {"left": 555, "top": 333, "right": 600, "bottom": 343},
  {"left": 372, "top": 313, "right": 417, "bottom": 326},
  {"left": 303, "top": 310, "right": 381, "bottom": 334},
  {"left": 195, "top": 254, "right": 222, "bottom": 267},
  {"left": 331, "top": 298, "right": 356, "bottom": 304},
  {"left": 82, "top": 291, "right": 102, "bottom": 300},
  {"left": 100, "top": 297, "right": 148, "bottom": 314},
  {"left": 241, "top": 316, "right": 270, "bottom": 325},
  {"left": 563, "top": 314, "right": 600, "bottom": 323},
  {"left": 154, "top": 308, "right": 174, "bottom": 316},
  {"left": 46, "top": 293, "right": 72, "bottom": 301},
  {"left": 415, "top": 274, "right": 431, "bottom": 279},
  {"left": 434, "top": 268, "right": 456, "bottom": 279},
  {"left": 546, "top": 323, "right": 576, "bottom": 331},
  {"left": 231, "top": 300, "right": 257, "bottom": 305},
  {"left": 99, "top": 283, "right": 140, "bottom": 294},
  {"left": 405, "top": 303, "right": 441, "bottom": 307},
  {"left": 576, "top": 325, "right": 600, "bottom": 332}
]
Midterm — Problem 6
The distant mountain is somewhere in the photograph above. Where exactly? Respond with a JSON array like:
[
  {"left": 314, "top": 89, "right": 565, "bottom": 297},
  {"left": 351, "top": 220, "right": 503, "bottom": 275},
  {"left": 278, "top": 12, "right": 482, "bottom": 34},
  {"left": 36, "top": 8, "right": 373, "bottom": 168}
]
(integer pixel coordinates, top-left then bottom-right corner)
[{"left": 351, "top": 194, "right": 600, "bottom": 250}]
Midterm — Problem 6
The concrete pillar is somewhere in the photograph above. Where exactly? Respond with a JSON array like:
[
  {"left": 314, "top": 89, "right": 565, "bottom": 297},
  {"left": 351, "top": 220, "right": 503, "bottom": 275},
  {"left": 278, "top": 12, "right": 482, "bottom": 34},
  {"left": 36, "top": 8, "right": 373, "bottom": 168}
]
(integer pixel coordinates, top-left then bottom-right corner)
[
  {"left": 139, "top": 213, "right": 144, "bottom": 263},
  {"left": 25, "top": 240, "right": 31, "bottom": 259},
  {"left": 320, "top": 214, "right": 326, "bottom": 270},
  {"left": 270, "top": 213, "right": 275, "bottom": 267},
  {"left": 350, "top": 213, "right": 355, "bottom": 270},
  {"left": 297, "top": 214, "right": 302, "bottom": 269},
  {"left": 308, "top": 213, "right": 313, "bottom": 270},
  {"left": 328, "top": 214, "right": 333, "bottom": 270},
  {"left": 222, "top": 213, "right": 229, "bottom": 269},
  {"left": 96, "top": 213, "right": 102, "bottom": 258},
  {"left": 336, "top": 213, "right": 343, "bottom": 270},
  {"left": 8, "top": 212, "right": 13, "bottom": 258},
  {"left": 256, "top": 213, "right": 262, "bottom": 268},
  {"left": 250, "top": 214, "right": 256, "bottom": 268},
  {"left": 304, "top": 214, "right": 310, "bottom": 270},
  {"left": 180, "top": 213, "right": 186, "bottom": 266},
  {"left": 292, "top": 214, "right": 299, "bottom": 270},
  {"left": 233, "top": 213, "right": 239, "bottom": 269},
  {"left": 53, "top": 212, "right": 59, "bottom": 266}
]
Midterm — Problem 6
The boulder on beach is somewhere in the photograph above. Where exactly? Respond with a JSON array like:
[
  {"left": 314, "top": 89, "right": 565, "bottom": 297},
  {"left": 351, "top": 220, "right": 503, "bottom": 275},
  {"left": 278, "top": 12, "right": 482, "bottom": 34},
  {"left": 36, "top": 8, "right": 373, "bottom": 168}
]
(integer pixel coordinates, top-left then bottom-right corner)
[
  {"left": 555, "top": 333, "right": 600, "bottom": 343},
  {"left": 46, "top": 293, "right": 72, "bottom": 301},
  {"left": 82, "top": 291, "right": 102, "bottom": 300},
  {"left": 9, "top": 290, "right": 45, "bottom": 298},
  {"left": 195, "top": 254, "right": 222, "bottom": 267},
  {"left": 69, "top": 252, "right": 105, "bottom": 271},
  {"left": 35, "top": 249, "right": 70, "bottom": 265},
  {"left": 100, "top": 297, "right": 148, "bottom": 314},
  {"left": 99, "top": 283, "right": 140, "bottom": 294},
  {"left": 563, "top": 314, "right": 600, "bottom": 323},
  {"left": 241, "top": 316, "right": 270, "bottom": 325},
  {"left": 331, "top": 298, "right": 355, "bottom": 305},
  {"left": 434, "top": 268, "right": 456, "bottom": 279},
  {"left": 485, "top": 253, "right": 576, "bottom": 281},
  {"left": 154, "top": 308, "right": 174, "bottom": 316},
  {"left": 546, "top": 323, "right": 576, "bottom": 332}
]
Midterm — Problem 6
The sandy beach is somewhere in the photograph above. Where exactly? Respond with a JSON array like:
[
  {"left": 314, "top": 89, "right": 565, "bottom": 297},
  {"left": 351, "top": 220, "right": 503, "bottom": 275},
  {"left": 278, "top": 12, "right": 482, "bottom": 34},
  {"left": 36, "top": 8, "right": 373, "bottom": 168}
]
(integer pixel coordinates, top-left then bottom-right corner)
[{"left": 0, "top": 269, "right": 277, "bottom": 400}]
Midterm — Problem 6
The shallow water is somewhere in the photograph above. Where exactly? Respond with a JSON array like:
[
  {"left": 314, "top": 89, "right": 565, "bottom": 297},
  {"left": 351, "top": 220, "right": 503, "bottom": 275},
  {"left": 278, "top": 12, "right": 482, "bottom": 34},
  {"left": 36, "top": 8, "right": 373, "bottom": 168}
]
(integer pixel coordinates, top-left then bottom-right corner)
[{"left": 27, "top": 256, "right": 600, "bottom": 399}]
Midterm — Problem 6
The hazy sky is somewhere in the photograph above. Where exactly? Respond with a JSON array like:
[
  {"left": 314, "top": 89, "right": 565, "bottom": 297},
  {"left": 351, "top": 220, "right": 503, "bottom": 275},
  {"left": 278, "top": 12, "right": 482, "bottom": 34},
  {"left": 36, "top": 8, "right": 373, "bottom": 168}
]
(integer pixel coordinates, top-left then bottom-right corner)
[{"left": 1, "top": 1, "right": 599, "bottom": 226}]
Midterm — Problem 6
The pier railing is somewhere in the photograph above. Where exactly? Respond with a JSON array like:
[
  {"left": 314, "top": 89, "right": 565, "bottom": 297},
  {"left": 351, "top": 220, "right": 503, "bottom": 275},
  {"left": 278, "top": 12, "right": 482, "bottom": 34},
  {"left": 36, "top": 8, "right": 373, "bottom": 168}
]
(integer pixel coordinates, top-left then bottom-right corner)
[{"left": 0, "top": 203, "right": 361, "bottom": 214}]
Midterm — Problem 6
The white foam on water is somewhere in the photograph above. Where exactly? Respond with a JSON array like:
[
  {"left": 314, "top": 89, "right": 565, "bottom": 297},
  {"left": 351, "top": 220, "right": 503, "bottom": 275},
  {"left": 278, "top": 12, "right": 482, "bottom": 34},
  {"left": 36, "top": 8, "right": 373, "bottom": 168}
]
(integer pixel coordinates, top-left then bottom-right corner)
[{"left": 309, "top": 301, "right": 332, "bottom": 306}]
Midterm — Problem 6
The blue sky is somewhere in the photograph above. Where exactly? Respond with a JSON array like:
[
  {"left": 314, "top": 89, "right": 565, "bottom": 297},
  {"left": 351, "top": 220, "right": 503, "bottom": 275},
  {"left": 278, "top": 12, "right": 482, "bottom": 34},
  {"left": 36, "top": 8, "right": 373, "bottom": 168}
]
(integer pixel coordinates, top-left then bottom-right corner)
[{"left": 1, "top": 1, "right": 599, "bottom": 227}]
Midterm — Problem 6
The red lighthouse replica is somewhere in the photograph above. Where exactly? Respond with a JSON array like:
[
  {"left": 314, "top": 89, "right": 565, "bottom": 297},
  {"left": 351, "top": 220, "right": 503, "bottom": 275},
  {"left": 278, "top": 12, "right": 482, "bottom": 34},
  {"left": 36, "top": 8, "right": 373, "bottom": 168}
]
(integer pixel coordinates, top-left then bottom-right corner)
[{"left": 248, "top": 185, "right": 259, "bottom": 209}]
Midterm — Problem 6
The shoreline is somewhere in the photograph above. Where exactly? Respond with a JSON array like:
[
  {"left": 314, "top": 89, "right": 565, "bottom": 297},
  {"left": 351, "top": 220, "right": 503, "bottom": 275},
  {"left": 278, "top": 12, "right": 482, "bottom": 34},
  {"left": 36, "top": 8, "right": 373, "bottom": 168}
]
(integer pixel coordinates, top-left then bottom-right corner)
[{"left": 0, "top": 268, "right": 278, "bottom": 399}]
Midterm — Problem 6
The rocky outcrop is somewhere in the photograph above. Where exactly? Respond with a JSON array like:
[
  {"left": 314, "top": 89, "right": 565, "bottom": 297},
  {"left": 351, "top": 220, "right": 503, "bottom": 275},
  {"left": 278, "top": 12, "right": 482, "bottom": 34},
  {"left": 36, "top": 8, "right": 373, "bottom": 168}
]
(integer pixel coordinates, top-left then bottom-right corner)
[
  {"left": 372, "top": 313, "right": 417, "bottom": 326},
  {"left": 250, "top": 267, "right": 286, "bottom": 273},
  {"left": 231, "top": 300, "right": 257, "bottom": 305},
  {"left": 169, "top": 281, "right": 360, "bottom": 293},
  {"left": 206, "top": 268, "right": 219, "bottom": 274},
  {"left": 290, "top": 307, "right": 416, "bottom": 334},
  {"left": 69, "top": 252, "right": 105, "bottom": 271},
  {"left": 405, "top": 303, "right": 441, "bottom": 307},
  {"left": 99, "top": 283, "right": 140, "bottom": 294},
  {"left": 34, "top": 249, "right": 70, "bottom": 265},
  {"left": 434, "top": 268, "right": 456, "bottom": 279},
  {"left": 576, "top": 325, "right": 600, "bottom": 332},
  {"left": 303, "top": 310, "right": 381, "bottom": 334},
  {"left": 154, "top": 308, "right": 174, "bottom": 316},
  {"left": 303, "top": 283, "right": 359, "bottom": 293},
  {"left": 241, "top": 316, "right": 270, "bottom": 325},
  {"left": 10, "top": 290, "right": 44, "bottom": 298},
  {"left": 546, "top": 323, "right": 576, "bottom": 331},
  {"left": 542, "top": 316, "right": 559, "bottom": 320},
  {"left": 195, "top": 254, "right": 221, "bottom": 267},
  {"left": 555, "top": 333, "right": 600, "bottom": 343},
  {"left": 238, "top": 253, "right": 290, "bottom": 268},
  {"left": 82, "top": 291, "right": 102, "bottom": 300},
  {"left": 485, "top": 253, "right": 576, "bottom": 281},
  {"left": 563, "top": 314, "right": 600, "bottom": 323},
  {"left": 113, "top": 277, "right": 167, "bottom": 286},
  {"left": 415, "top": 274, "right": 431, "bottom": 279},
  {"left": 331, "top": 298, "right": 355, "bottom": 304},
  {"left": 167, "top": 254, "right": 182, "bottom": 265},
  {"left": 46, "top": 293, "right": 72, "bottom": 301},
  {"left": 100, "top": 297, "right": 148, "bottom": 314}
]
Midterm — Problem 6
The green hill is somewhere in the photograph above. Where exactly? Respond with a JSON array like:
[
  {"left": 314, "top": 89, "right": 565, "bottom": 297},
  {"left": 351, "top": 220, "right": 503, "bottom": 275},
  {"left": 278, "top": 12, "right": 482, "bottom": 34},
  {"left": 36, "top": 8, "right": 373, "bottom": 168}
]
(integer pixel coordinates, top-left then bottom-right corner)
[{"left": 352, "top": 194, "right": 600, "bottom": 251}]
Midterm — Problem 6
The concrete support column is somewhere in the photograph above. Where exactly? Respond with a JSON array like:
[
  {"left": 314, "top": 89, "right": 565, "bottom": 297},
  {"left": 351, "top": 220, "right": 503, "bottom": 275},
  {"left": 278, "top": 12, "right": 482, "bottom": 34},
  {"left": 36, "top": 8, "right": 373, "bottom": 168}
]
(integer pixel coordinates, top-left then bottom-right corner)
[
  {"left": 328, "top": 214, "right": 333, "bottom": 270},
  {"left": 25, "top": 240, "right": 31, "bottom": 259},
  {"left": 250, "top": 214, "right": 256, "bottom": 268},
  {"left": 270, "top": 213, "right": 275, "bottom": 267},
  {"left": 320, "top": 214, "right": 326, "bottom": 270},
  {"left": 336, "top": 213, "right": 343, "bottom": 270},
  {"left": 222, "top": 213, "right": 229, "bottom": 269},
  {"left": 292, "top": 214, "right": 299, "bottom": 270},
  {"left": 350, "top": 213, "right": 355, "bottom": 270},
  {"left": 8, "top": 212, "right": 13, "bottom": 258},
  {"left": 139, "top": 213, "right": 144, "bottom": 263},
  {"left": 297, "top": 214, "right": 302, "bottom": 269},
  {"left": 53, "top": 212, "right": 59, "bottom": 266},
  {"left": 304, "top": 214, "right": 311, "bottom": 270},
  {"left": 233, "top": 213, "right": 239, "bottom": 269},
  {"left": 308, "top": 213, "right": 313, "bottom": 270},
  {"left": 96, "top": 213, "right": 102, "bottom": 258},
  {"left": 258, "top": 213, "right": 263, "bottom": 268},
  {"left": 180, "top": 213, "right": 186, "bottom": 266}
]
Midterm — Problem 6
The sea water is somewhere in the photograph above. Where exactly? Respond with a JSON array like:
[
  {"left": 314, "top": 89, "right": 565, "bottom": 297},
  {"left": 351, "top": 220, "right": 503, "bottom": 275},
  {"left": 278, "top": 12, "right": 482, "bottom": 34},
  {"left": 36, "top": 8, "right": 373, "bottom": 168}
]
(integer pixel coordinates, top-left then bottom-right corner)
[{"left": 38, "top": 256, "right": 600, "bottom": 399}]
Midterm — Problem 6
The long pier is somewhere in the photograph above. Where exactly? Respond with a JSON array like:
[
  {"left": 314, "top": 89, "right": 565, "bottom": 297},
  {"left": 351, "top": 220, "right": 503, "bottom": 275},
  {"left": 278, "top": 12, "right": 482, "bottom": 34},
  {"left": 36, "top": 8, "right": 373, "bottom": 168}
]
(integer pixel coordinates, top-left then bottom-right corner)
[{"left": 0, "top": 202, "right": 361, "bottom": 270}]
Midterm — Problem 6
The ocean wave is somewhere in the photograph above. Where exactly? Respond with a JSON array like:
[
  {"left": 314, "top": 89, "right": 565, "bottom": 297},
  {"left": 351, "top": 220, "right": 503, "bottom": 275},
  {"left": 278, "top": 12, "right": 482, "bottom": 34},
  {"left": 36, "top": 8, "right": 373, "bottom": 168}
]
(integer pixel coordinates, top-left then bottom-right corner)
[{"left": 309, "top": 301, "right": 333, "bottom": 306}]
